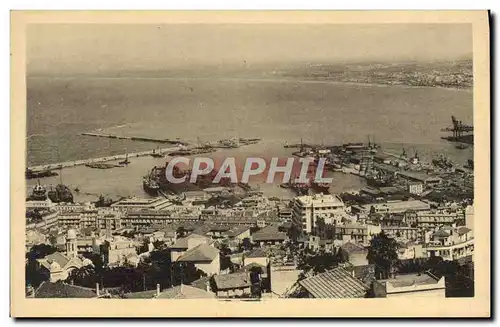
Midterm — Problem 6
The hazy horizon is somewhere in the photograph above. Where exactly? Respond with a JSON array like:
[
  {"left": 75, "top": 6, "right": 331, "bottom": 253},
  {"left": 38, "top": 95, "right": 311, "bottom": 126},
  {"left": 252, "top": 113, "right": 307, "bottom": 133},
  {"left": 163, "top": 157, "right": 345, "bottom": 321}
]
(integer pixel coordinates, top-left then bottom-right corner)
[{"left": 27, "top": 24, "right": 472, "bottom": 76}]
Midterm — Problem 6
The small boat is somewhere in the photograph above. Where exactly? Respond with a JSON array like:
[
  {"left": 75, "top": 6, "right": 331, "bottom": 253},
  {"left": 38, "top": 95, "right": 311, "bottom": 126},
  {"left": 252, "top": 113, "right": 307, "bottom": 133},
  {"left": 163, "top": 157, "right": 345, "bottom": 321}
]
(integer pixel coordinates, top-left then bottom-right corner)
[
  {"left": 455, "top": 144, "right": 468, "bottom": 150},
  {"left": 74, "top": 187, "right": 80, "bottom": 193},
  {"left": 119, "top": 153, "right": 130, "bottom": 165},
  {"left": 150, "top": 148, "right": 163, "bottom": 158}
]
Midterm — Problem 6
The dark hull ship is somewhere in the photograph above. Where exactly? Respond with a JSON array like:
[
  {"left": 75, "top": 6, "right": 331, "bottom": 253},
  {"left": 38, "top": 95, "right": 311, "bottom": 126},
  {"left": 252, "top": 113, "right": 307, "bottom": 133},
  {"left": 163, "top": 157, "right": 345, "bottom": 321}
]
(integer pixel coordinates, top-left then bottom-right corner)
[
  {"left": 25, "top": 168, "right": 58, "bottom": 180},
  {"left": 143, "top": 164, "right": 235, "bottom": 195},
  {"left": 48, "top": 184, "right": 74, "bottom": 203},
  {"left": 27, "top": 181, "right": 48, "bottom": 201},
  {"left": 310, "top": 181, "right": 330, "bottom": 194}
]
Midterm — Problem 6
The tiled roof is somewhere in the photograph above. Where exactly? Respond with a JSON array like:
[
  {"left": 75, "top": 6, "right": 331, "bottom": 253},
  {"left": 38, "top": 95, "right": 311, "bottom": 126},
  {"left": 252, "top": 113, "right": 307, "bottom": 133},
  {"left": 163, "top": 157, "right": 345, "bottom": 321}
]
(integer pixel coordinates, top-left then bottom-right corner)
[
  {"left": 177, "top": 244, "right": 219, "bottom": 262},
  {"left": 384, "top": 273, "right": 440, "bottom": 288},
  {"left": 299, "top": 267, "right": 369, "bottom": 298},
  {"left": 246, "top": 248, "right": 267, "bottom": 258},
  {"left": 122, "top": 290, "right": 157, "bottom": 299},
  {"left": 237, "top": 262, "right": 267, "bottom": 273},
  {"left": 224, "top": 226, "right": 250, "bottom": 238},
  {"left": 37, "top": 252, "right": 73, "bottom": 270},
  {"left": 156, "top": 284, "right": 215, "bottom": 299},
  {"left": 214, "top": 272, "right": 252, "bottom": 290},
  {"left": 457, "top": 226, "right": 472, "bottom": 235},
  {"left": 170, "top": 233, "right": 211, "bottom": 249},
  {"left": 35, "top": 281, "right": 97, "bottom": 298},
  {"left": 341, "top": 241, "right": 367, "bottom": 253},
  {"left": 432, "top": 230, "right": 450, "bottom": 238}
]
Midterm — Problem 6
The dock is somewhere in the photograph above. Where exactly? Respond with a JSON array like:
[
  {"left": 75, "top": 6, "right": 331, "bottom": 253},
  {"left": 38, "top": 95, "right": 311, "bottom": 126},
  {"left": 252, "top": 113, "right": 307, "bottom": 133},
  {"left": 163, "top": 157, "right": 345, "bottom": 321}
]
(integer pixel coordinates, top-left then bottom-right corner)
[
  {"left": 81, "top": 132, "right": 189, "bottom": 146},
  {"left": 27, "top": 147, "right": 179, "bottom": 172}
]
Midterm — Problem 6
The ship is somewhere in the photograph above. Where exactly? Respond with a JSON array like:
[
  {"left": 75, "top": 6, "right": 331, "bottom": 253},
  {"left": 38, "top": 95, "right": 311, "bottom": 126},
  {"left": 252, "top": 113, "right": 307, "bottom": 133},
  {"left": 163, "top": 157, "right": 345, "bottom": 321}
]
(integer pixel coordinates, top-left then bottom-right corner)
[
  {"left": 85, "top": 162, "right": 116, "bottom": 169},
  {"left": 143, "top": 173, "right": 160, "bottom": 196},
  {"left": 432, "top": 155, "right": 454, "bottom": 170},
  {"left": 25, "top": 168, "right": 58, "bottom": 180},
  {"left": 95, "top": 194, "right": 114, "bottom": 207},
  {"left": 27, "top": 180, "right": 48, "bottom": 201},
  {"left": 289, "top": 175, "right": 310, "bottom": 196},
  {"left": 150, "top": 148, "right": 164, "bottom": 158},
  {"left": 145, "top": 165, "right": 201, "bottom": 195},
  {"left": 310, "top": 179, "right": 330, "bottom": 194},
  {"left": 47, "top": 184, "right": 74, "bottom": 203},
  {"left": 167, "top": 148, "right": 195, "bottom": 156}
]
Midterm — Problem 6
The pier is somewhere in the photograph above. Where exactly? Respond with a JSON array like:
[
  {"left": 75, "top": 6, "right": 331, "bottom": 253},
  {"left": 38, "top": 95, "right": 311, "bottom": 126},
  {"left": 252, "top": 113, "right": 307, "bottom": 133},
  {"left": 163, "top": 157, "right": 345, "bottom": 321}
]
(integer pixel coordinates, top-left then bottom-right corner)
[
  {"left": 81, "top": 132, "right": 189, "bottom": 146},
  {"left": 27, "top": 147, "right": 179, "bottom": 172}
]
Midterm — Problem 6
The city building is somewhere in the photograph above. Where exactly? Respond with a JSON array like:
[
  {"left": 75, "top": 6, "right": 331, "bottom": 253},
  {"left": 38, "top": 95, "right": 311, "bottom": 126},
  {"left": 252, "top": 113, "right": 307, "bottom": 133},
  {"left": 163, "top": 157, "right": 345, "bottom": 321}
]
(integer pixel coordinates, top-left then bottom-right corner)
[
  {"left": 375, "top": 272, "right": 445, "bottom": 298},
  {"left": 170, "top": 233, "right": 214, "bottom": 262},
  {"left": 213, "top": 272, "right": 252, "bottom": 298},
  {"left": 35, "top": 230, "right": 87, "bottom": 282},
  {"left": 298, "top": 267, "right": 370, "bottom": 298},
  {"left": 292, "top": 193, "right": 346, "bottom": 234},
  {"left": 424, "top": 226, "right": 474, "bottom": 261},
  {"left": 396, "top": 171, "right": 442, "bottom": 187},
  {"left": 415, "top": 210, "right": 464, "bottom": 228},
  {"left": 407, "top": 182, "right": 424, "bottom": 195},
  {"left": 353, "top": 200, "right": 431, "bottom": 216},
  {"left": 110, "top": 196, "right": 173, "bottom": 211},
  {"left": 381, "top": 226, "right": 419, "bottom": 241},
  {"left": 251, "top": 225, "right": 288, "bottom": 246},
  {"left": 177, "top": 243, "right": 221, "bottom": 275},
  {"left": 315, "top": 220, "right": 381, "bottom": 246}
]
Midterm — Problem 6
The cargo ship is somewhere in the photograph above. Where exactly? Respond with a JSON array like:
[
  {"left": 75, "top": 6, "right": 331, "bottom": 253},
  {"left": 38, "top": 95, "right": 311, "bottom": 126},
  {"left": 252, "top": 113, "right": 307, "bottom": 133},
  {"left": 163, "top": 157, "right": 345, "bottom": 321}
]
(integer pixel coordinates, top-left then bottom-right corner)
[
  {"left": 27, "top": 180, "right": 48, "bottom": 201},
  {"left": 47, "top": 184, "right": 74, "bottom": 203},
  {"left": 432, "top": 156, "right": 454, "bottom": 170},
  {"left": 143, "top": 171, "right": 160, "bottom": 196},
  {"left": 310, "top": 180, "right": 330, "bottom": 194},
  {"left": 25, "top": 168, "right": 58, "bottom": 180},
  {"left": 85, "top": 162, "right": 117, "bottom": 169}
]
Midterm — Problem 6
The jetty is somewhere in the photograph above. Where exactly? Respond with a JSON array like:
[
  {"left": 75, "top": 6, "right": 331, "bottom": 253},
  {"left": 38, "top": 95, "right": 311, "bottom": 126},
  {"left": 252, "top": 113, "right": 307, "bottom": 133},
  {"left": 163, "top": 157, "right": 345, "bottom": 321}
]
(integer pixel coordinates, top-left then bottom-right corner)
[
  {"left": 81, "top": 132, "right": 189, "bottom": 146},
  {"left": 27, "top": 147, "right": 179, "bottom": 172}
]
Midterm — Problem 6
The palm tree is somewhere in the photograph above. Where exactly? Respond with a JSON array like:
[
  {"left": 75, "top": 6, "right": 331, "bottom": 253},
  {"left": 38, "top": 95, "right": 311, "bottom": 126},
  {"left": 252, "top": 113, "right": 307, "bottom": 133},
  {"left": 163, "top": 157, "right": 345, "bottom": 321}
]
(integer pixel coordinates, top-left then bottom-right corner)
[{"left": 367, "top": 231, "right": 398, "bottom": 280}]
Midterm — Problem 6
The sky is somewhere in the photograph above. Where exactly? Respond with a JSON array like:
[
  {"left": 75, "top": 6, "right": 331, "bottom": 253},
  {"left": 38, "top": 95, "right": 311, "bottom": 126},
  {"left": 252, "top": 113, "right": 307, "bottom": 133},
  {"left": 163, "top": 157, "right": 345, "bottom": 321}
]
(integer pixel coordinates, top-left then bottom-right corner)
[{"left": 26, "top": 24, "right": 473, "bottom": 75}]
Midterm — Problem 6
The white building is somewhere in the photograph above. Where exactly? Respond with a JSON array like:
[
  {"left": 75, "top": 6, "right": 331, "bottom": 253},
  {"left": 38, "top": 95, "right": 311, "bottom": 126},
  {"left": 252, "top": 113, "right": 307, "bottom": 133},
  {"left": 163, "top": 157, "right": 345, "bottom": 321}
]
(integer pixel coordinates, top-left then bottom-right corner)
[
  {"left": 110, "top": 196, "right": 173, "bottom": 212},
  {"left": 425, "top": 226, "right": 474, "bottom": 261},
  {"left": 407, "top": 182, "right": 423, "bottom": 195},
  {"left": 292, "top": 193, "right": 346, "bottom": 234}
]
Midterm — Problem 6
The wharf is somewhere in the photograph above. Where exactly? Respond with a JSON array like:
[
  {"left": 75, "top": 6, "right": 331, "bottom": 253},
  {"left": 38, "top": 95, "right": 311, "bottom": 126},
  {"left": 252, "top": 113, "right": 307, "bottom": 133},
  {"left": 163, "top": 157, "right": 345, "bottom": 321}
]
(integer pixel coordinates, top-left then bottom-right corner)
[
  {"left": 27, "top": 147, "right": 178, "bottom": 172},
  {"left": 81, "top": 132, "right": 189, "bottom": 146}
]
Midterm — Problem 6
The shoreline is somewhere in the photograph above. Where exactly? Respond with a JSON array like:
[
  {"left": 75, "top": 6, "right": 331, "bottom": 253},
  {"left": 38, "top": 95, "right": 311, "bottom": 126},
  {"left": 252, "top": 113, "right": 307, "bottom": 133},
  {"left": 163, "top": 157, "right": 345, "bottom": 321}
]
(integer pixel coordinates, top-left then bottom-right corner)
[{"left": 27, "top": 75, "right": 472, "bottom": 93}]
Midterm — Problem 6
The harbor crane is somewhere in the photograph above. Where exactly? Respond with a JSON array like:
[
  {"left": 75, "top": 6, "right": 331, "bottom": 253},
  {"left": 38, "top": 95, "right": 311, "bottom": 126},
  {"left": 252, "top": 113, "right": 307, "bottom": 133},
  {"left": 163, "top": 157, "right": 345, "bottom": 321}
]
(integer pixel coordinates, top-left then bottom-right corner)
[{"left": 441, "top": 115, "right": 473, "bottom": 138}]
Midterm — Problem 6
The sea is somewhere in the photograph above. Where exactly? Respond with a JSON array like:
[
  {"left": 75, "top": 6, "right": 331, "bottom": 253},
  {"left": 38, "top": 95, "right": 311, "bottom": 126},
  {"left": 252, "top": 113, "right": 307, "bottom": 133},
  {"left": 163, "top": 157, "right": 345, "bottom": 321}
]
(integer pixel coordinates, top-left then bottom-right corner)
[{"left": 26, "top": 76, "right": 473, "bottom": 202}]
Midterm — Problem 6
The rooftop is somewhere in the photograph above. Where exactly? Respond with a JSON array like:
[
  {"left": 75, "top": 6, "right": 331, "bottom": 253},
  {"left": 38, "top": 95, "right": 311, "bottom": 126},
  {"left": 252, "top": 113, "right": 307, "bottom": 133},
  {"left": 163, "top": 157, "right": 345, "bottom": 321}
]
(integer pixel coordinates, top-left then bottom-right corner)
[
  {"left": 299, "top": 267, "right": 369, "bottom": 298},
  {"left": 156, "top": 284, "right": 215, "bottom": 299},
  {"left": 177, "top": 244, "right": 220, "bottom": 262},
  {"left": 295, "top": 194, "right": 344, "bottom": 207},
  {"left": 35, "top": 281, "right": 97, "bottom": 298},
  {"left": 382, "top": 273, "right": 441, "bottom": 288},
  {"left": 246, "top": 248, "right": 268, "bottom": 258},
  {"left": 214, "top": 272, "right": 252, "bottom": 290},
  {"left": 170, "top": 233, "right": 212, "bottom": 249}
]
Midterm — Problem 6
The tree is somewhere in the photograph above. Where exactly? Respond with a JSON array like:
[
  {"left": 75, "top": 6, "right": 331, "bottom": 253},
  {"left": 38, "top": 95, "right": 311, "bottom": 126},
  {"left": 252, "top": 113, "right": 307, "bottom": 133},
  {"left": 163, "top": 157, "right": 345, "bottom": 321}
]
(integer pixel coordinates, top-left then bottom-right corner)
[
  {"left": 367, "top": 231, "right": 398, "bottom": 280},
  {"left": 239, "top": 238, "right": 253, "bottom": 252},
  {"left": 297, "top": 251, "right": 340, "bottom": 276},
  {"left": 176, "top": 227, "right": 186, "bottom": 238},
  {"left": 25, "top": 244, "right": 58, "bottom": 288},
  {"left": 66, "top": 265, "right": 99, "bottom": 288}
]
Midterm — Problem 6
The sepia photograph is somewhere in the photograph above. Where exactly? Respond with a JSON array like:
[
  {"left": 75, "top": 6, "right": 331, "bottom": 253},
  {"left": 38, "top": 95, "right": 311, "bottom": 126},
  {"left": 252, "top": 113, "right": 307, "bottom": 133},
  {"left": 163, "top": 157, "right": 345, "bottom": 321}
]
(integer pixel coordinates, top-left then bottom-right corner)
[{"left": 10, "top": 11, "right": 490, "bottom": 317}]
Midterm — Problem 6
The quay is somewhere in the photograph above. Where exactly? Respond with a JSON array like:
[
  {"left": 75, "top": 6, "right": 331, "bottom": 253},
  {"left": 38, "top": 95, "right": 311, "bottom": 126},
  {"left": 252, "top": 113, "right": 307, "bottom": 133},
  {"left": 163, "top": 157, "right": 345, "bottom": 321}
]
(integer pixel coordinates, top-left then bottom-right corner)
[
  {"left": 27, "top": 147, "right": 179, "bottom": 172},
  {"left": 81, "top": 132, "right": 189, "bottom": 146}
]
